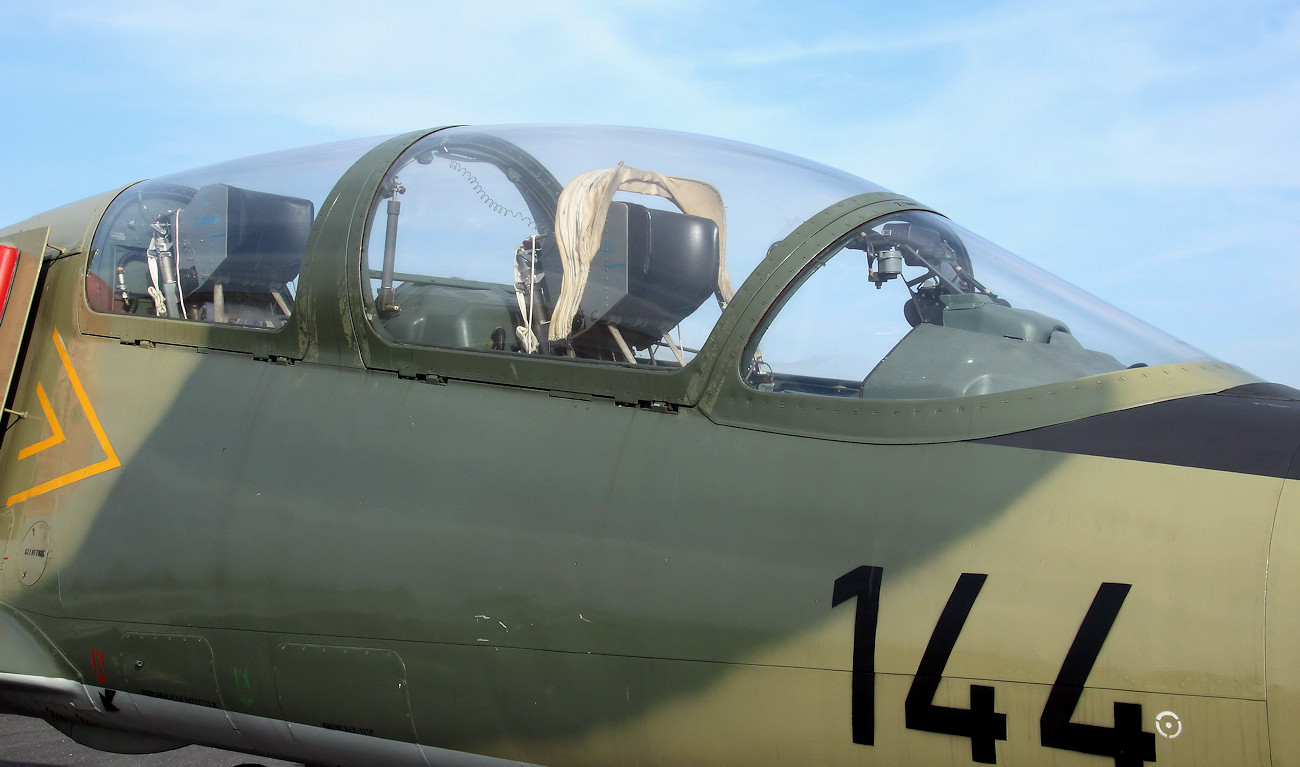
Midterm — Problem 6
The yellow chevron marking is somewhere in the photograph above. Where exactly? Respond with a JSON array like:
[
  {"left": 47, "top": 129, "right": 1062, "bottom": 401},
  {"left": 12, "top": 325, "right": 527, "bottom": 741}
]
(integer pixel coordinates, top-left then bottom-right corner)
[{"left": 7, "top": 330, "right": 120, "bottom": 505}]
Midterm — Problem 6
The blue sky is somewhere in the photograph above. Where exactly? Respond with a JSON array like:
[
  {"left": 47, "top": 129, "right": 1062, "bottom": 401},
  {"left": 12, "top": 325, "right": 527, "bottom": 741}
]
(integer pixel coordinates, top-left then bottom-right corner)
[{"left": 3, "top": 0, "right": 1297, "bottom": 385}]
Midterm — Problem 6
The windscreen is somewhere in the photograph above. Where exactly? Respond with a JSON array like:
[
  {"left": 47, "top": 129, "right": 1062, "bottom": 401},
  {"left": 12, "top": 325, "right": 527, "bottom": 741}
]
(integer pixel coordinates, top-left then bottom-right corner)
[{"left": 746, "top": 209, "right": 1214, "bottom": 399}]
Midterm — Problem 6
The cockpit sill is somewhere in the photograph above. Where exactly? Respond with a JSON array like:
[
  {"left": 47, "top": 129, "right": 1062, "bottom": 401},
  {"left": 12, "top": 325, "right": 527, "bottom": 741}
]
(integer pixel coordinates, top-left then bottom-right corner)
[{"left": 703, "top": 360, "right": 1257, "bottom": 444}]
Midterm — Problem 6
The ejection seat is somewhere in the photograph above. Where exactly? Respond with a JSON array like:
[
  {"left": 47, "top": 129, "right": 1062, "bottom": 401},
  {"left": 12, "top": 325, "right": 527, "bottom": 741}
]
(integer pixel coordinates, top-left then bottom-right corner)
[
  {"left": 529, "top": 165, "right": 733, "bottom": 363},
  {"left": 178, "top": 184, "right": 313, "bottom": 327},
  {"left": 87, "top": 183, "right": 312, "bottom": 328}
]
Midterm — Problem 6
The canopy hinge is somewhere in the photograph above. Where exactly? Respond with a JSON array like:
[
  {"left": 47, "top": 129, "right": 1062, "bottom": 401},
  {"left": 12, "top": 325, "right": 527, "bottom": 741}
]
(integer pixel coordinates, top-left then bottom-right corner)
[{"left": 639, "top": 399, "right": 677, "bottom": 414}]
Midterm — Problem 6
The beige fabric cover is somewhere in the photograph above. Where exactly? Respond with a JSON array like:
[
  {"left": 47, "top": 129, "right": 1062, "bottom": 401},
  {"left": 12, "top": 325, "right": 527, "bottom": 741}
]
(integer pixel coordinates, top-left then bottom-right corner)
[{"left": 549, "top": 164, "right": 733, "bottom": 342}]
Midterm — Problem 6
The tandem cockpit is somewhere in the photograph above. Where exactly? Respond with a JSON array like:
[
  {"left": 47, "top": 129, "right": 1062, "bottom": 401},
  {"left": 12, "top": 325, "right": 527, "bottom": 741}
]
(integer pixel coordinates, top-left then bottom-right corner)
[{"left": 84, "top": 125, "right": 1212, "bottom": 400}]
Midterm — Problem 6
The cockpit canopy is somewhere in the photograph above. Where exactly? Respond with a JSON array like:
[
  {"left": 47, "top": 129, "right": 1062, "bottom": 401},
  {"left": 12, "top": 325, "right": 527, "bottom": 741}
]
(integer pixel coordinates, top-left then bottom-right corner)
[{"left": 86, "top": 125, "right": 1214, "bottom": 399}]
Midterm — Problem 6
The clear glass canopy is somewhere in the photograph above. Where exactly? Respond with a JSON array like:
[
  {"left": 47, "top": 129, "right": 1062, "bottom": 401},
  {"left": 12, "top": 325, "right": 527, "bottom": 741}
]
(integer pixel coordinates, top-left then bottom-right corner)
[{"left": 84, "top": 124, "right": 1215, "bottom": 399}]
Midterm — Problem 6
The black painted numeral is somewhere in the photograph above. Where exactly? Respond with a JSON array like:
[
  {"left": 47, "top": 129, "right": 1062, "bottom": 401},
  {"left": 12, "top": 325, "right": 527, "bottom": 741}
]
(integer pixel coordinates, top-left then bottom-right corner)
[
  {"left": 905, "top": 573, "right": 1008, "bottom": 764},
  {"left": 835, "top": 568, "right": 1152, "bottom": 764},
  {"left": 832, "top": 565, "right": 884, "bottom": 746},
  {"left": 1040, "top": 583, "right": 1156, "bottom": 766}
]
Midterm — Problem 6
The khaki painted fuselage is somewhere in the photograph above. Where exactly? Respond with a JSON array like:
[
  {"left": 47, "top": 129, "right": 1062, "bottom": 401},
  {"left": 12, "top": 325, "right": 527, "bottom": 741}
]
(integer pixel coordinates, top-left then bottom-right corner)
[{"left": 0, "top": 135, "right": 1295, "bottom": 767}]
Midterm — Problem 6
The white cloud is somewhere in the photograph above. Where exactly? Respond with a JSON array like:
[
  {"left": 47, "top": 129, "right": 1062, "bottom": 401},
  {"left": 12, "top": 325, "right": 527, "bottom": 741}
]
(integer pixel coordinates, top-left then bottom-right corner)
[{"left": 28, "top": 0, "right": 780, "bottom": 139}]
